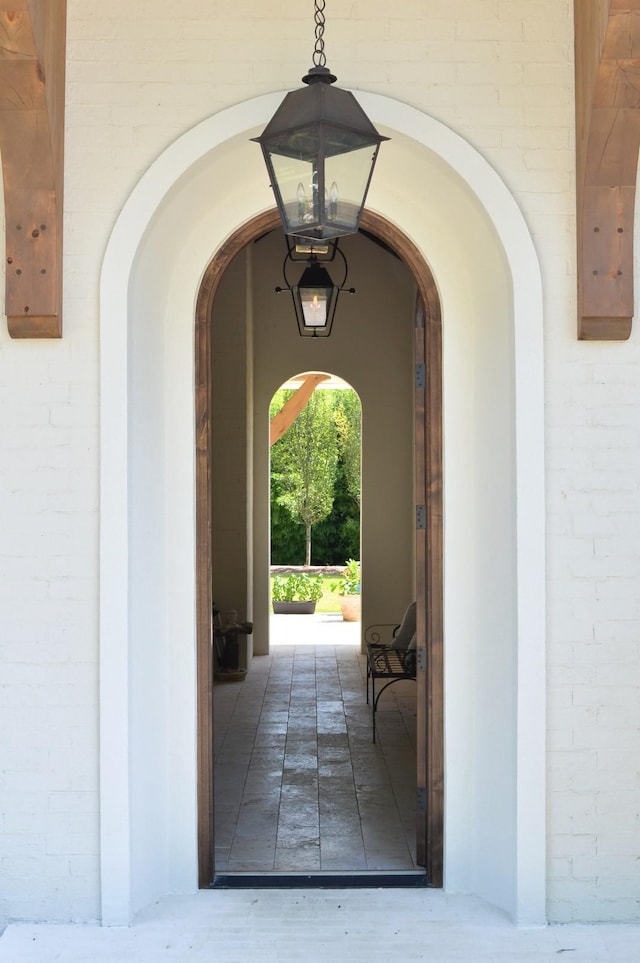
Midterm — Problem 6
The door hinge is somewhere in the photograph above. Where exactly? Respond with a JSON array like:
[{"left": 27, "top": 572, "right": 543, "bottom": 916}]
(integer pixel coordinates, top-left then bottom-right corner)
[
  {"left": 417, "top": 787, "right": 427, "bottom": 813},
  {"left": 417, "top": 648, "right": 427, "bottom": 673},
  {"left": 415, "top": 363, "right": 425, "bottom": 389},
  {"left": 416, "top": 505, "right": 426, "bottom": 530}
]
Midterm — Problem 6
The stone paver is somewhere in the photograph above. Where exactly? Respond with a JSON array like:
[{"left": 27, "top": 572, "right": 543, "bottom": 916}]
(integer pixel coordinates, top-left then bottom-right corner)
[{"left": 216, "top": 615, "right": 416, "bottom": 872}]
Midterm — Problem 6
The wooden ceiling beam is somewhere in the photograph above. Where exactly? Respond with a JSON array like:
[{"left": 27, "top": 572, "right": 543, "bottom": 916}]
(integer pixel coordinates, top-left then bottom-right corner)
[
  {"left": 269, "top": 374, "right": 330, "bottom": 446},
  {"left": 575, "top": 1, "right": 640, "bottom": 340},
  {"left": 0, "top": 1, "right": 66, "bottom": 338}
]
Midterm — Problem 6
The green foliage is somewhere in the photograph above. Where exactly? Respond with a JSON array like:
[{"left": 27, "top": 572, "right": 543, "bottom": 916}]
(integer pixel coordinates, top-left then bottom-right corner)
[
  {"left": 271, "top": 572, "right": 324, "bottom": 602},
  {"left": 340, "top": 516, "right": 360, "bottom": 561},
  {"left": 334, "top": 391, "right": 361, "bottom": 507},
  {"left": 271, "top": 388, "right": 338, "bottom": 565},
  {"left": 331, "top": 559, "right": 361, "bottom": 596},
  {"left": 270, "top": 487, "right": 305, "bottom": 564},
  {"left": 311, "top": 458, "right": 360, "bottom": 563},
  {"left": 270, "top": 387, "right": 361, "bottom": 565},
  {"left": 269, "top": 389, "right": 291, "bottom": 420},
  {"left": 269, "top": 575, "right": 342, "bottom": 612}
]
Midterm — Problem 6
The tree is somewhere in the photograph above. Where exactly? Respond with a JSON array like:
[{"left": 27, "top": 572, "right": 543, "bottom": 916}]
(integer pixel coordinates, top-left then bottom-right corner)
[
  {"left": 270, "top": 390, "right": 305, "bottom": 564},
  {"left": 271, "top": 389, "right": 339, "bottom": 566},
  {"left": 312, "top": 457, "right": 360, "bottom": 563},
  {"left": 334, "top": 389, "right": 361, "bottom": 507}
]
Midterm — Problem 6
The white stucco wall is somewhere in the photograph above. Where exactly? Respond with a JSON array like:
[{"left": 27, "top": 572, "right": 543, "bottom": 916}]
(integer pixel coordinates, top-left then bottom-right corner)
[{"left": 0, "top": 0, "right": 637, "bottom": 929}]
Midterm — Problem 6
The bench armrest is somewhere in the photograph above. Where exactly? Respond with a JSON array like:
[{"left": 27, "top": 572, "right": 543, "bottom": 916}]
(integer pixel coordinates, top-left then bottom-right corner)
[{"left": 364, "top": 623, "right": 400, "bottom": 646}]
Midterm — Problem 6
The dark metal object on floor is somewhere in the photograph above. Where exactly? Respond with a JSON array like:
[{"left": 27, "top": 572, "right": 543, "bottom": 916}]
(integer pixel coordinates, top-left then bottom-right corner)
[
  {"left": 366, "top": 643, "right": 417, "bottom": 743},
  {"left": 213, "top": 606, "right": 253, "bottom": 681}
]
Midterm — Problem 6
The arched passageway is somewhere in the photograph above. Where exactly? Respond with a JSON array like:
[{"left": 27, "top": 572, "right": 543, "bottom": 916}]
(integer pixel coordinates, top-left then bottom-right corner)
[
  {"left": 99, "top": 93, "right": 545, "bottom": 925},
  {"left": 198, "top": 213, "right": 443, "bottom": 885}
]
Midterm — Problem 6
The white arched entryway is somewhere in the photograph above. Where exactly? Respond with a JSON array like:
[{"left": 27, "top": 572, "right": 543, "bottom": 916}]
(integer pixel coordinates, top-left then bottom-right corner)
[{"left": 99, "top": 93, "right": 545, "bottom": 926}]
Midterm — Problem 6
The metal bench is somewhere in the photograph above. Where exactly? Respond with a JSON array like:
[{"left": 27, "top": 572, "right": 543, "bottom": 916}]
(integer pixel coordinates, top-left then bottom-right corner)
[{"left": 365, "top": 625, "right": 416, "bottom": 743}]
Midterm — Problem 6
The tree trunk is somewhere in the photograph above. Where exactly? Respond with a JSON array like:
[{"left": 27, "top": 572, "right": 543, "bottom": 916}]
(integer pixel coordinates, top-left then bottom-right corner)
[{"left": 305, "top": 525, "right": 312, "bottom": 566}]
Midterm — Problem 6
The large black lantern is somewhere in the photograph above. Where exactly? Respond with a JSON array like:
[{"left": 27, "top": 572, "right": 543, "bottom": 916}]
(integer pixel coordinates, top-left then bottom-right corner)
[
  {"left": 253, "top": 1, "right": 389, "bottom": 241},
  {"left": 276, "top": 238, "right": 354, "bottom": 338}
]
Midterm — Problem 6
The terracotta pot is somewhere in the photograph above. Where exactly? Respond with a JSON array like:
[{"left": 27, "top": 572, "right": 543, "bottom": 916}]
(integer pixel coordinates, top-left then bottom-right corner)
[{"left": 339, "top": 595, "right": 361, "bottom": 622}]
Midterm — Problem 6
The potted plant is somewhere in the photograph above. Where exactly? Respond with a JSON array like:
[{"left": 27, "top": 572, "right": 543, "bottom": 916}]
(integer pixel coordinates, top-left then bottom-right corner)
[
  {"left": 271, "top": 572, "right": 324, "bottom": 614},
  {"left": 331, "top": 559, "right": 361, "bottom": 622}
]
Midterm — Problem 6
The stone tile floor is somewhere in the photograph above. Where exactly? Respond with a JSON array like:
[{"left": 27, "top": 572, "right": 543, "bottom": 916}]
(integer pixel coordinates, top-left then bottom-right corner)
[{"left": 214, "top": 614, "right": 418, "bottom": 875}]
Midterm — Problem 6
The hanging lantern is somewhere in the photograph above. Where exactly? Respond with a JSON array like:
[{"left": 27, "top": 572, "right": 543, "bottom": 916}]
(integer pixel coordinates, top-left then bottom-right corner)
[
  {"left": 276, "top": 238, "right": 354, "bottom": 338},
  {"left": 253, "top": 0, "right": 389, "bottom": 241}
]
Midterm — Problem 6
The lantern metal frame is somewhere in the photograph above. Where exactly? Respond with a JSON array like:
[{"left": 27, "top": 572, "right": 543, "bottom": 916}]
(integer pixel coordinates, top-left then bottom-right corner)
[
  {"left": 252, "top": 0, "right": 389, "bottom": 241},
  {"left": 276, "top": 238, "right": 355, "bottom": 338}
]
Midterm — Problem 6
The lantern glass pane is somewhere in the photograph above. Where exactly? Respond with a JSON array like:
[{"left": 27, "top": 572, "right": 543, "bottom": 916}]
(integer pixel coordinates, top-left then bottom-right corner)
[
  {"left": 324, "top": 144, "right": 378, "bottom": 233},
  {"left": 268, "top": 151, "right": 318, "bottom": 233},
  {"left": 300, "top": 288, "right": 329, "bottom": 328}
]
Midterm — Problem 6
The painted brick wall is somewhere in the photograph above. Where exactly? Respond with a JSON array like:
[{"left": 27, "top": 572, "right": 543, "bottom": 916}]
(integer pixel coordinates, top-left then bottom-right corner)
[
  {"left": 0, "top": 0, "right": 638, "bottom": 924},
  {"left": 546, "top": 345, "right": 640, "bottom": 921},
  {"left": 0, "top": 331, "right": 100, "bottom": 924}
]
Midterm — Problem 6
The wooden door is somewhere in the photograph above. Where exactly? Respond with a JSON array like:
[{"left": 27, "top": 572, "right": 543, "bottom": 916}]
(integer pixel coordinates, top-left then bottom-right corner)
[{"left": 413, "top": 288, "right": 443, "bottom": 884}]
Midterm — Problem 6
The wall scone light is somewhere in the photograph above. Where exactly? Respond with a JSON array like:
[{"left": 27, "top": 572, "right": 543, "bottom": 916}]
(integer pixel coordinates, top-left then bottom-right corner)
[
  {"left": 253, "top": 0, "right": 389, "bottom": 241},
  {"left": 276, "top": 238, "right": 355, "bottom": 338}
]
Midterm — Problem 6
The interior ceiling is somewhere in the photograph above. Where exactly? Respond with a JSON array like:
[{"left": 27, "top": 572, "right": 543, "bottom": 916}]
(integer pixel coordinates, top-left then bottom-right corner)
[{"left": 281, "top": 373, "right": 351, "bottom": 389}]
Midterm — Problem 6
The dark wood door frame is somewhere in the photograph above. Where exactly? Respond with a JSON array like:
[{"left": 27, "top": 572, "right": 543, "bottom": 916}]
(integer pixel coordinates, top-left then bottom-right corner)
[{"left": 195, "top": 209, "right": 443, "bottom": 888}]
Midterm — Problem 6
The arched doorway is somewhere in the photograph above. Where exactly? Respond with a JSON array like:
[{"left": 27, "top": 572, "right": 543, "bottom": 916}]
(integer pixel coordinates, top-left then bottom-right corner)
[
  {"left": 195, "top": 210, "right": 443, "bottom": 886},
  {"left": 268, "top": 373, "right": 361, "bottom": 572},
  {"left": 99, "top": 92, "right": 545, "bottom": 924}
]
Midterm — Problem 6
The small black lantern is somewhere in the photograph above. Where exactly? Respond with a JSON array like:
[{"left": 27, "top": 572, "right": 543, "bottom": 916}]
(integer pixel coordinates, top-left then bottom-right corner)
[
  {"left": 276, "top": 238, "right": 354, "bottom": 338},
  {"left": 253, "top": 0, "right": 389, "bottom": 241}
]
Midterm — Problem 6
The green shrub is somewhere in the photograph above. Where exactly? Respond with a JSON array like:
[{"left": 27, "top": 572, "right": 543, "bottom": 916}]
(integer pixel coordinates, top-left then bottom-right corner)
[
  {"left": 330, "top": 559, "right": 361, "bottom": 596},
  {"left": 271, "top": 572, "right": 324, "bottom": 603}
]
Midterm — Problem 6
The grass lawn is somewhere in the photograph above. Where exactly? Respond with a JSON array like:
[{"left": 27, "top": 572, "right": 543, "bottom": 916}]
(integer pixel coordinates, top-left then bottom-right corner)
[
  {"left": 270, "top": 575, "right": 342, "bottom": 614},
  {"left": 316, "top": 576, "right": 342, "bottom": 613}
]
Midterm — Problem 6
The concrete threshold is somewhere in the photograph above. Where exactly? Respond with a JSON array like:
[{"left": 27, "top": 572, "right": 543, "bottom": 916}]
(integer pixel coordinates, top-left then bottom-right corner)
[{"left": 2, "top": 890, "right": 640, "bottom": 963}]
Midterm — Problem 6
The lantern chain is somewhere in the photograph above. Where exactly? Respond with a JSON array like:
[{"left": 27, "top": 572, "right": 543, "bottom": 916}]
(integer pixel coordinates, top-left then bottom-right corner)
[{"left": 312, "top": 0, "right": 327, "bottom": 67}]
